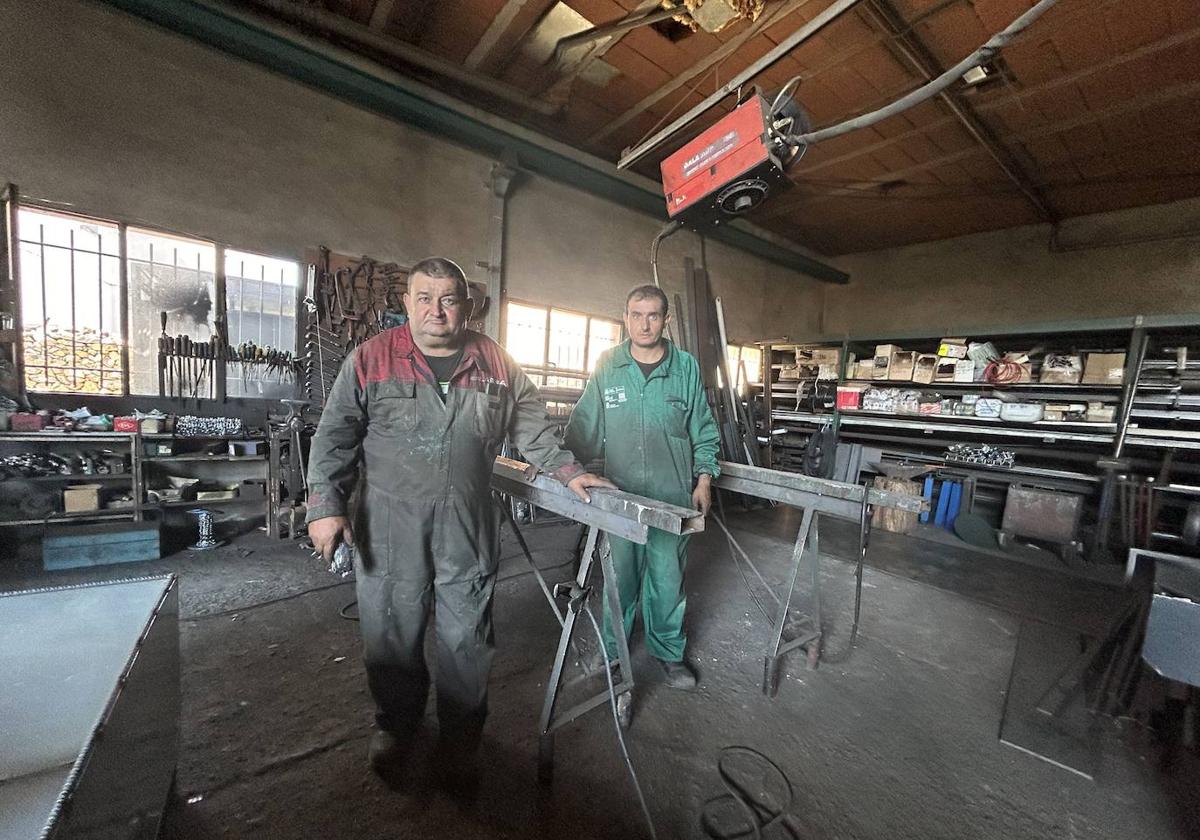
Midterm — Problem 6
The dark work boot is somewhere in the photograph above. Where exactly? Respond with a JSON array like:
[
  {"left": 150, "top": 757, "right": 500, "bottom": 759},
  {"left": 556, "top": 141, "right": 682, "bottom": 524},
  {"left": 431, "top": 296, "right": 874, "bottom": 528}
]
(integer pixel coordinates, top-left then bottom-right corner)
[
  {"left": 368, "top": 729, "right": 413, "bottom": 774},
  {"left": 658, "top": 659, "right": 698, "bottom": 690}
]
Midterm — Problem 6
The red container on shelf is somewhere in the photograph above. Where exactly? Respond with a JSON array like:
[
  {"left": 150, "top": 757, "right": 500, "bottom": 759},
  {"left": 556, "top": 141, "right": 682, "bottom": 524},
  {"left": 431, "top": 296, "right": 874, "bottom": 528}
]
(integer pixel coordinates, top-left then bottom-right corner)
[
  {"left": 836, "top": 386, "right": 864, "bottom": 411},
  {"left": 114, "top": 416, "right": 139, "bottom": 433},
  {"left": 11, "top": 412, "right": 49, "bottom": 431}
]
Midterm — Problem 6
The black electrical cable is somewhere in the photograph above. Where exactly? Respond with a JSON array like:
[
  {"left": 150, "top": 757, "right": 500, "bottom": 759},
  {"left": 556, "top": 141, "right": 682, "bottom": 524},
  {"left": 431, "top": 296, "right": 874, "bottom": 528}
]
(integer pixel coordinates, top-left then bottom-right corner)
[
  {"left": 700, "top": 747, "right": 802, "bottom": 840},
  {"left": 582, "top": 603, "right": 658, "bottom": 840},
  {"left": 182, "top": 580, "right": 354, "bottom": 621},
  {"left": 339, "top": 599, "right": 358, "bottom": 621}
]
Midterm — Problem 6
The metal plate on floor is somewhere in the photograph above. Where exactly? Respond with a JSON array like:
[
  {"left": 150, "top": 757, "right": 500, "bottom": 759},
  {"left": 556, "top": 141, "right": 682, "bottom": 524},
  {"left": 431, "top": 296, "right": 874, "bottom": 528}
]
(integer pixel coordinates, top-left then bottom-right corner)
[{"left": 998, "top": 619, "right": 1103, "bottom": 780}]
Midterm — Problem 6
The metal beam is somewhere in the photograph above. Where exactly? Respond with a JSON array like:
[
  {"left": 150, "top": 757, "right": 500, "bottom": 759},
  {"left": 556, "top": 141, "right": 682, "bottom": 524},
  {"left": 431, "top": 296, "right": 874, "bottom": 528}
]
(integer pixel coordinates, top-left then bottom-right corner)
[
  {"left": 539, "top": 0, "right": 661, "bottom": 105},
  {"left": 593, "top": 0, "right": 815, "bottom": 144},
  {"left": 493, "top": 457, "right": 705, "bottom": 538},
  {"left": 716, "top": 461, "right": 926, "bottom": 515},
  {"left": 103, "top": 0, "right": 848, "bottom": 282},
  {"left": 617, "top": 0, "right": 863, "bottom": 169},
  {"left": 859, "top": 0, "right": 1056, "bottom": 221},
  {"left": 552, "top": 7, "right": 677, "bottom": 64}
]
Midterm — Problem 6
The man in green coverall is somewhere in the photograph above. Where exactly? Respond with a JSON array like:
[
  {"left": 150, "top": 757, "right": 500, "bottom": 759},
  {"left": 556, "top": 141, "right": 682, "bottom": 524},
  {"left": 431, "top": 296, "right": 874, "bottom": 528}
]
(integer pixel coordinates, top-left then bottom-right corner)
[{"left": 566, "top": 285, "right": 720, "bottom": 696}]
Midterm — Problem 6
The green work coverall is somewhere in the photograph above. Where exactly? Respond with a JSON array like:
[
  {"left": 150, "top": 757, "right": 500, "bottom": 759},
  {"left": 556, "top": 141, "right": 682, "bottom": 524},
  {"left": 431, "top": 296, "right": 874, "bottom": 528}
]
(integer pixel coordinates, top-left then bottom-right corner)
[
  {"left": 565, "top": 340, "right": 720, "bottom": 662},
  {"left": 306, "top": 324, "right": 583, "bottom": 747}
]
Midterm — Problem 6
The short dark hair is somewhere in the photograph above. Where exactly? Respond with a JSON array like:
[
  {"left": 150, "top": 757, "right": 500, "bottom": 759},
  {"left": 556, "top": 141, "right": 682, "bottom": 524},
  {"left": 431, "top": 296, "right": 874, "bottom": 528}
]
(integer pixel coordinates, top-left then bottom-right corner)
[
  {"left": 625, "top": 285, "right": 669, "bottom": 316},
  {"left": 410, "top": 257, "right": 468, "bottom": 299}
]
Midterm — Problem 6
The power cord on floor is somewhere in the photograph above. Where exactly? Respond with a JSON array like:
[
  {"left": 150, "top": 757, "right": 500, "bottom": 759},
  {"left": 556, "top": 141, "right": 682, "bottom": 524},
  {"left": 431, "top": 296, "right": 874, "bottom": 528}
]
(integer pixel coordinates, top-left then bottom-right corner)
[
  {"left": 701, "top": 747, "right": 802, "bottom": 839},
  {"left": 182, "top": 580, "right": 354, "bottom": 621},
  {"left": 582, "top": 602, "right": 658, "bottom": 840}
]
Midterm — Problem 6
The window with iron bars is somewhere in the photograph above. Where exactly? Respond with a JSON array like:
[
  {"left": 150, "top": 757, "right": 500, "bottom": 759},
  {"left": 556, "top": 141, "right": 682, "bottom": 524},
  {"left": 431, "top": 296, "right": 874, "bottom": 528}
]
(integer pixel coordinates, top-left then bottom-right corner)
[
  {"left": 504, "top": 301, "right": 622, "bottom": 394},
  {"left": 15, "top": 206, "right": 299, "bottom": 397}
]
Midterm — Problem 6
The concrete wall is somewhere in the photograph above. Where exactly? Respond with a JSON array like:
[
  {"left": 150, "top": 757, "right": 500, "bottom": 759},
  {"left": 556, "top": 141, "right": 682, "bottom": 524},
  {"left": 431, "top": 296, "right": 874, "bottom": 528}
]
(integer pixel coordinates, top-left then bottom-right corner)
[
  {"left": 825, "top": 198, "right": 1200, "bottom": 337},
  {"left": 0, "top": 0, "right": 823, "bottom": 350}
]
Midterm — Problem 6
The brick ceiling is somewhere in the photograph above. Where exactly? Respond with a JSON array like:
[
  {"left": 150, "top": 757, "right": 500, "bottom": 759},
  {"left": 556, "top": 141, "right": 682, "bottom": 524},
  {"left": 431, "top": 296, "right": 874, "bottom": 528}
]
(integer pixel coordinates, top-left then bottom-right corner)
[{"left": 248, "top": 0, "right": 1200, "bottom": 255}]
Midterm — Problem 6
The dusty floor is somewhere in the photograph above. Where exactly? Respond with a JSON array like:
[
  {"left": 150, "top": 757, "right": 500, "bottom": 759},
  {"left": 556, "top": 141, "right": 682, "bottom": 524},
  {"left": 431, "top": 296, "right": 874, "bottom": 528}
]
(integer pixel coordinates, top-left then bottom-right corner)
[{"left": 3, "top": 507, "right": 1197, "bottom": 839}]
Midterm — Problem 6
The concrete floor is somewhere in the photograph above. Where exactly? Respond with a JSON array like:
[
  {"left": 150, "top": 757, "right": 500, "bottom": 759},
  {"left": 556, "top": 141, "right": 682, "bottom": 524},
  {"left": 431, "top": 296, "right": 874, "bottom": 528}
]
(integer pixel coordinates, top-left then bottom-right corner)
[{"left": 2, "top": 508, "right": 1196, "bottom": 839}]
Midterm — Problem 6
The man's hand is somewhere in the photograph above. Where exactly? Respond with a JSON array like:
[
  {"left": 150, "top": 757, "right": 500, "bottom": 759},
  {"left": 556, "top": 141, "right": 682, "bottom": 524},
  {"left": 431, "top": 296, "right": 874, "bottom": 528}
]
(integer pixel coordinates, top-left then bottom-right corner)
[
  {"left": 692, "top": 474, "right": 713, "bottom": 517},
  {"left": 309, "top": 515, "right": 354, "bottom": 561},
  {"left": 567, "top": 472, "right": 617, "bottom": 503}
]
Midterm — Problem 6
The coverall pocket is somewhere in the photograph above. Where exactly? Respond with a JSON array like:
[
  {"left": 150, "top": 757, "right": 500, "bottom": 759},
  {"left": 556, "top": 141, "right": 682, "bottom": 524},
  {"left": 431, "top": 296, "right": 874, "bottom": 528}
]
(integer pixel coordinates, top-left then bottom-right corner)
[
  {"left": 474, "top": 393, "right": 506, "bottom": 443},
  {"left": 372, "top": 381, "right": 418, "bottom": 434},
  {"left": 664, "top": 395, "right": 689, "bottom": 437}
]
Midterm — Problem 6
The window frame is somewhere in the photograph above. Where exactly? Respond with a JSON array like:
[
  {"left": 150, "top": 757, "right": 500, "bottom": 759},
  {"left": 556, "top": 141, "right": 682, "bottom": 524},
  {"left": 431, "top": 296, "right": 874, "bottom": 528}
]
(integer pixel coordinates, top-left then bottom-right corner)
[
  {"left": 9, "top": 201, "right": 301, "bottom": 400},
  {"left": 503, "top": 298, "right": 623, "bottom": 391}
]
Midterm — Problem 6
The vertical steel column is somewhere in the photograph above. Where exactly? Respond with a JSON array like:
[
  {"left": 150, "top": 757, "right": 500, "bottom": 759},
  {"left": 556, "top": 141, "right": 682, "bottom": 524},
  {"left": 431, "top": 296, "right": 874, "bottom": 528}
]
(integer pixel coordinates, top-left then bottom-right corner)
[
  {"left": 485, "top": 157, "right": 517, "bottom": 342},
  {"left": 214, "top": 244, "right": 228, "bottom": 403},
  {"left": 2, "top": 185, "right": 26, "bottom": 403}
]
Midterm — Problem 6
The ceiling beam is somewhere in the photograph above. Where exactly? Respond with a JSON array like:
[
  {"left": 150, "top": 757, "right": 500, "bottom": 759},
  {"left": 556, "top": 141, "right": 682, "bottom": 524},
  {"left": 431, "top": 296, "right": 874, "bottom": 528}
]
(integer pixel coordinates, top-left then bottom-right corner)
[
  {"left": 464, "top": 0, "right": 543, "bottom": 71},
  {"left": 796, "top": 20, "right": 1200, "bottom": 178},
  {"left": 857, "top": 0, "right": 1057, "bottom": 221},
  {"left": 762, "top": 77, "right": 1200, "bottom": 218},
  {"left": 392, "top": 0, "right": 437, "bottom": 43},
  {"left": 592, "top": 0, "right": 815, "bottom": 144},
  {"left": 540, "top": 0, "right": 662, "bottom": 105},
  {"left": 368, "top": 0, "right": 395, "bottom": 31}
]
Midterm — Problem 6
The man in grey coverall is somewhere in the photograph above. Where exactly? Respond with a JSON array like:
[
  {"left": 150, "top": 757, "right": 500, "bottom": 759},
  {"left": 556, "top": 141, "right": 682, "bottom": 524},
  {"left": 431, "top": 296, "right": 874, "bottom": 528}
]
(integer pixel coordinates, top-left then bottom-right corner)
[{"left": 305, "top": 257, "right": 612, "bottom": 778}]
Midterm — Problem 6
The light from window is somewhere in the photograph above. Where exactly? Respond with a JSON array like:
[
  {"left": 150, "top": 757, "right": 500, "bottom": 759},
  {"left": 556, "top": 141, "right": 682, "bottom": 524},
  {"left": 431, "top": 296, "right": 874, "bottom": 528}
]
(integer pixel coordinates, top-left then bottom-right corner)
[
  {"left": 505, "top": 301, "right": 621, "bottom": 391},
  {"left": 588, "top": 319, "right": 622, "bottom": 371},
  {"left": 726, "top": 344, "right": 762, "bottom": 388},
  {"left": 505, "top": 302, "right": 549, "bottom": 372},
  {"left": 225, "top": 249, "right": 300, "bottom": 398},
  {"left": 127, "top": 228, "right": 216, "bottom": 395},
  {"left": 18, "top": 208, "right": 123, "bottom": 394}
]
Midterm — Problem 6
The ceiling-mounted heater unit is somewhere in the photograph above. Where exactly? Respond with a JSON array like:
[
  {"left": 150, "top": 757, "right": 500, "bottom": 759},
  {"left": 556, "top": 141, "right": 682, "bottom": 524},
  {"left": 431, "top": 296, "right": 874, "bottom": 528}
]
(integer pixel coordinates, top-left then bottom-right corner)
[{"left": 659, "top": 92, "right": 803, "bottom": 229}]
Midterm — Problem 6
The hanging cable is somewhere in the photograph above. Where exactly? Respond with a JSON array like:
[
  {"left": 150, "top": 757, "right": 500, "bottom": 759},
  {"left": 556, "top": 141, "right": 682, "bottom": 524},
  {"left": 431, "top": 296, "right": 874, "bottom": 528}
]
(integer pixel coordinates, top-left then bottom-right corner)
[
  {"left": 582, "top": 604, "right": 658, "bottom": 840},
  {"left": 793, "top": 0, "right": 1061, "bottom": 146}
]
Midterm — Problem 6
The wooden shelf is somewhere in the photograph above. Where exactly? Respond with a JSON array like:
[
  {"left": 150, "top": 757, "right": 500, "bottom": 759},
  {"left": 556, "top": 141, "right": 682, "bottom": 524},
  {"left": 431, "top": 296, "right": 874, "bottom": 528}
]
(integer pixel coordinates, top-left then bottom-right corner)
[
  {"left": 839, "top": 378, "right": 1122, "bottom": 391},
  {"left": 0, "top": 432, "right": 136, "bottom": 441},
  {"left": 151, "top": 497, "right": 260, "bottom": 509}
]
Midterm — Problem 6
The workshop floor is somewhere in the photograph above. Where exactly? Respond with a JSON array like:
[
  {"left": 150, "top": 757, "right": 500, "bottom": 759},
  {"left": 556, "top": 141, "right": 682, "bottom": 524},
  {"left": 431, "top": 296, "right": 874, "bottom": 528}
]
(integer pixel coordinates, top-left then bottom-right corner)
[{"left": 2, "top": 508, "right": 1196, "bottom": 840}]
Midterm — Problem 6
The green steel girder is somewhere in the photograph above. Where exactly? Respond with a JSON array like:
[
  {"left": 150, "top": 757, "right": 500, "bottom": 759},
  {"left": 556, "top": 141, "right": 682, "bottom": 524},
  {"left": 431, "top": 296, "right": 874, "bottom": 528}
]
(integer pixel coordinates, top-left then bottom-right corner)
[{"left": 101, "top": 0, "right": 850, "bottom": 284}]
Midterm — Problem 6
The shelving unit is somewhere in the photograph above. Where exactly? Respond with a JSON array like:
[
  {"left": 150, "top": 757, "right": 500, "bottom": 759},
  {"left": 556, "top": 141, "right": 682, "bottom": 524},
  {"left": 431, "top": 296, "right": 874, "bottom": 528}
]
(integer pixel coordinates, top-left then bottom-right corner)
[
  {"left": 755, "top": 316, "right": 1200, "bottom": 556},
  {"left": 0, "top": 431, "right": 143, "bottom": 527},
  {"left": 0, "top": 431, "right": 272, "bottom": 534}
]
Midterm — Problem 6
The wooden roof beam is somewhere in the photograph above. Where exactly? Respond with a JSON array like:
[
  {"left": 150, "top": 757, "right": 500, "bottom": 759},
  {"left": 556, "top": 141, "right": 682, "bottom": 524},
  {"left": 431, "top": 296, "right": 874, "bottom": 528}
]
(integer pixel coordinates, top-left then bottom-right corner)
[{"left": 858, "top": 0, "right": 1057, "bottom": 222}]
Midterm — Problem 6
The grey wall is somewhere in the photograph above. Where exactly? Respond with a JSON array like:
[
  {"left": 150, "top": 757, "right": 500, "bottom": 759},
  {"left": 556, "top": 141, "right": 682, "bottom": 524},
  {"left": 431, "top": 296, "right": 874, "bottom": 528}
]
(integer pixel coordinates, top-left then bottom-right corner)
[
  {"left": 0, "top": 0, "right": 824, "bottom": 347},
  {"left": 825, "top": 198, "right": 1200, "bottom": 336}
]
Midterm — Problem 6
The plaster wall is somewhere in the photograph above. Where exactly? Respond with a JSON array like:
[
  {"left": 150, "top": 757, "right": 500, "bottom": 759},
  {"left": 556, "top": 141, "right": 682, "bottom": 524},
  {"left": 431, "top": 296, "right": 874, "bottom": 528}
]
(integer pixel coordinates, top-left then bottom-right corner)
[{"left": 825, "top": 198, "right": 1200, "bottom": 336}]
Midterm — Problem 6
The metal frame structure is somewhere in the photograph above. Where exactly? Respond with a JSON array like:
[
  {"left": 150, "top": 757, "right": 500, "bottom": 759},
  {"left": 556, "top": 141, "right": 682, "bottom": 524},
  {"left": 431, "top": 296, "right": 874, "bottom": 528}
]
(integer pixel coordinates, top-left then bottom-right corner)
[
  {"left": 491, "top": 456, "right": 703, "bottom": 782},
  {"left": 713, "top": 460, "right": 925, "bottom": 695}
]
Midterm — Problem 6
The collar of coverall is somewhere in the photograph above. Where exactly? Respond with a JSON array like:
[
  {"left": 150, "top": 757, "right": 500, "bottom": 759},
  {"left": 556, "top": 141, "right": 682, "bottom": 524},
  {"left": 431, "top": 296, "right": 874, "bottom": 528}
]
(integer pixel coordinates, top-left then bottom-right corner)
[
  {"left": 394, "top": 322, "right": 485, "bottom": 380},
  {"left": 614, "top": 338, "right": 676, "bottom": 380}
]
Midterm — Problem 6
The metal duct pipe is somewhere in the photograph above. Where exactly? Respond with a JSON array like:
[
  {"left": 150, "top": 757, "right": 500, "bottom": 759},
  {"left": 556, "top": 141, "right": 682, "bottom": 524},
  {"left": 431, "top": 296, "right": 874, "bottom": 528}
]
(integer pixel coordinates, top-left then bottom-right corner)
[
  {"left": 245, "top": 0, "right": 559, "bottom": 115},
  {"left": 553, "top": 7, "right": 679, "bottom": 64}
]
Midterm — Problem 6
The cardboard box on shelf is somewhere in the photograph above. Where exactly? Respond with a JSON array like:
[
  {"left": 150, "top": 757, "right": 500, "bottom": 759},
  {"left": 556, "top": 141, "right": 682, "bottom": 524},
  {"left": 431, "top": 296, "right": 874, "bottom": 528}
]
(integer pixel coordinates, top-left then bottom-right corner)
[
  {"left": 114, "top": 416, "right": 139, "bottom": 433},
  {"left": 796, "top": 347, "right": 841, "bottom": 367},
  {"left": 912, "top": 354, "right": 938, "bottom": 384},
  {"left": 934, "top": 358, "right": 959, "bottom": 382},
  {"left": 778, "top": 365, "right": 800, "bottom": 381},
  {"left": 1082, "top": 352, "right": 1127, "bottom": 385},
  {"left": 1040, "top": 354, "right": 1083, "bottom": 384},
  {"left": 937, "top": 339, "right": 968, "bottom": 359},
  {"left": 873, "top": 344, "right": 900, "bottom": 379},
  {"left": 1087, "top": 402, "right": 1116, "bottom": 423},
  {"left": 853, "top": 361, "right": 874, "bottom": 380},
  {"left": 817, "top": 364, "right": 839, "bottom": 380},
  {"left": 63, "top": 484, "right": 103, "bottom": 513},
  {"left": 888, "top": 351, "right": 917, "bottom": 381}
]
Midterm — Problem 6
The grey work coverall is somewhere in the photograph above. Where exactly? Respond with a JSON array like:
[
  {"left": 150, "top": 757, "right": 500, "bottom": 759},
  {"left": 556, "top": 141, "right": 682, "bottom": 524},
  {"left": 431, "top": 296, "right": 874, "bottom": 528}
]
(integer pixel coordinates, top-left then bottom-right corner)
[{"left": 306, "top": 324, "right": 583, "bottom": 746}]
